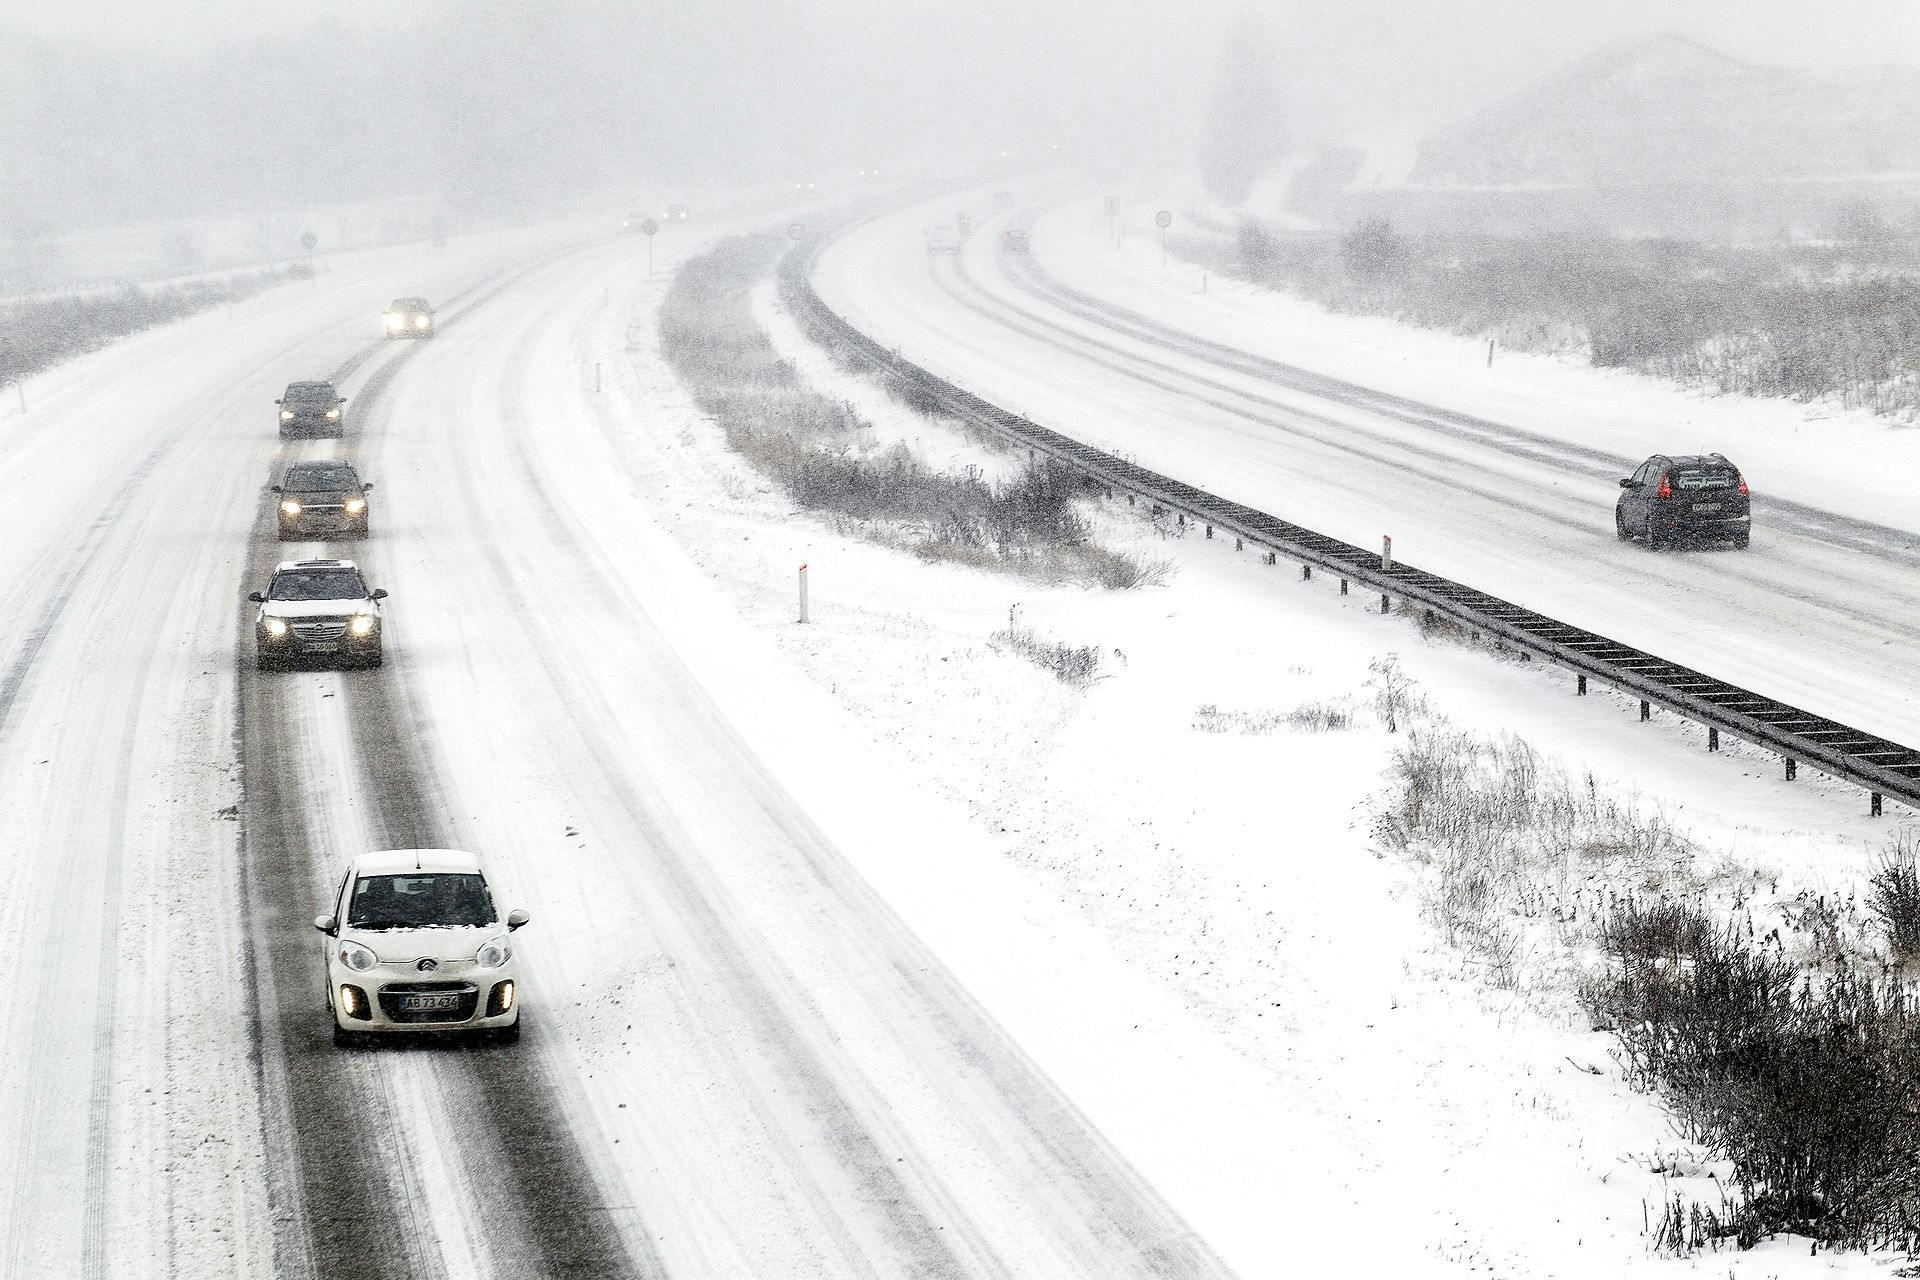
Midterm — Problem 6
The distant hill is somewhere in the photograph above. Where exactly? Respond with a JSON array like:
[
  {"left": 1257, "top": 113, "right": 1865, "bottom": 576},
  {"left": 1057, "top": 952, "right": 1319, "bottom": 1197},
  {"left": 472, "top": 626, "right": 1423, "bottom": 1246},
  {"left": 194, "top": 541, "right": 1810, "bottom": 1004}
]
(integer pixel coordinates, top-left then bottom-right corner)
[{"left": 1408, "top": 34, "right": 1920, "bottom": 189}]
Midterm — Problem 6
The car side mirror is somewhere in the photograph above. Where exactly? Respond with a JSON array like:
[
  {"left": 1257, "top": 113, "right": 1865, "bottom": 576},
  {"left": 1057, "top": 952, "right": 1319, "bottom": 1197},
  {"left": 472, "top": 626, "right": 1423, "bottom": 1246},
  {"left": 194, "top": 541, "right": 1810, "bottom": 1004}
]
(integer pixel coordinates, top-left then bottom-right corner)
[
  {"left": 247, "top": 591, "right": 265, "bottom": 603},
  {"left": 314, "top": 914, "right": 337, "bottom": 935},
  {"left": 273, "top": 399, "right": 282, "bottom": 405},
  {"left": 507, "top": 909, "right": 531, "bottom": 931},
  {"left": 269, "top": 484, "right": 283, "bottom": 493},
  {"left": 370, "top": 588, "right": 388, "bottom": 600},
  {"left": 338, "top": 397, "right": 349, "bottom": 404},
  {"left": 1618, "top": 478, "right": 1634, "bottom": 488},
  {"left": 360, "top": 482, "right": 374, "bottom": 491}
]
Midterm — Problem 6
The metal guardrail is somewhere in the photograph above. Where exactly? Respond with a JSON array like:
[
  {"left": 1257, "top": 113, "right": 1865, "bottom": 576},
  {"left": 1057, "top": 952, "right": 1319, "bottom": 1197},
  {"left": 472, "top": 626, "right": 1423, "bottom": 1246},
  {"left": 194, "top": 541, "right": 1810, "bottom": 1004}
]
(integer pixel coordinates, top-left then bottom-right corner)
[{"left": 781, "top": 245, "right": 1920, "bottom": 817}]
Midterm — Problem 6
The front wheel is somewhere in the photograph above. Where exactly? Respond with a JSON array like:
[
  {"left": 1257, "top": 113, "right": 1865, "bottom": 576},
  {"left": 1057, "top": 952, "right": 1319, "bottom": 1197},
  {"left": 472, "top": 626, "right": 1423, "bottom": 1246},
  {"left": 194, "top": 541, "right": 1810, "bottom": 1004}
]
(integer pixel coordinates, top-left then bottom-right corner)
[
  {"left": 332, "top": 1023, "right": 359, "bottom": 1048},
  {"left": 494, "top": 1017, "right": 522, "bottom": 1045}
]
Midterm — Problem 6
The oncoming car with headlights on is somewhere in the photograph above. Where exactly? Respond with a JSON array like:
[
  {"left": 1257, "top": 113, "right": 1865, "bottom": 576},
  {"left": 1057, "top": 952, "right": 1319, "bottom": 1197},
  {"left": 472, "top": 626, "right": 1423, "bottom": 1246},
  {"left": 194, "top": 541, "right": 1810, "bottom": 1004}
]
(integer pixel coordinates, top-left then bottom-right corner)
[
  {"left": 276, "top": 380, "right": 346, "bottom": 438},
  {"left": 315, "top": 850, "right": 530, "bottom": 1046},
  {"left": 272, "top": 459, "right": 372, "bottom": 540},
  {"left": 248, "top": 558, "right": 387, "bottom": 670},
  {"left": 383, "top": 296, "right": 435, "bottom": 338}
]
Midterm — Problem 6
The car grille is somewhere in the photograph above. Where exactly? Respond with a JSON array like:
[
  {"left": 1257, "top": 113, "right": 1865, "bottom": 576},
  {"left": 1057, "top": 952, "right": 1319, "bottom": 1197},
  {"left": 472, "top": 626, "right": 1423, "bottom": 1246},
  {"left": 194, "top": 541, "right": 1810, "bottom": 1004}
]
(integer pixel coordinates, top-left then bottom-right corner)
[
  {"left": 292, "top": 619, "right": 349, "bottom": 642},
  {"left": 377, "top": 981, "right": 479, "bottom": 1024}
]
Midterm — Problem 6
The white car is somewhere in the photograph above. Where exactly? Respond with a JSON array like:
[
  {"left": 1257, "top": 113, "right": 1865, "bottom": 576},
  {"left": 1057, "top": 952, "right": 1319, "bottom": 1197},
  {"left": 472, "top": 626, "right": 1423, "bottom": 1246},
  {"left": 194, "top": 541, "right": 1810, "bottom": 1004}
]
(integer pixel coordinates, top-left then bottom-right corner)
[
  {"left": 248, "top": 558, "right": 387, "bottom": 670},
  {"left": 315, "top": 849, "right": 529, "bottom": 1045}
]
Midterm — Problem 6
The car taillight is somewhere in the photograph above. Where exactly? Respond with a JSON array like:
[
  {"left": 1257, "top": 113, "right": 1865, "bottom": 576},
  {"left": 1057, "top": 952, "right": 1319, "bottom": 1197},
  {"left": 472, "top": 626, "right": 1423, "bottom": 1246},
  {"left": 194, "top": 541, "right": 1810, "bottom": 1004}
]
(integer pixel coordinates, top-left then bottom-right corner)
[
  {"left": 1656, "top": 474, "right": 1672, "bottom": 500},
  {"left": 1737, "top": 476, "right": 1749, "bottom": 497}
]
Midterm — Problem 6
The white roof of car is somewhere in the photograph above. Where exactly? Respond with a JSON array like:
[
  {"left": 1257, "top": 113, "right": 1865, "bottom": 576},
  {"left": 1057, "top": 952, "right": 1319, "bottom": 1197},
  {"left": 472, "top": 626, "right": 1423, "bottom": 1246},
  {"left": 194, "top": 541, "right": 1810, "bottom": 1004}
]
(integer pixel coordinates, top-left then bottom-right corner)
[{"left": 351, "top": 848, "right": 485, "bottom": 876}]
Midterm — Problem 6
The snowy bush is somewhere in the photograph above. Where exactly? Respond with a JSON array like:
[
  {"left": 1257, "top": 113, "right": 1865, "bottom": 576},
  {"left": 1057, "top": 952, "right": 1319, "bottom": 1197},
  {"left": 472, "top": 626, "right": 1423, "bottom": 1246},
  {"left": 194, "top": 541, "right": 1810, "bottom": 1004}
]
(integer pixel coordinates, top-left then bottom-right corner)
[{"left": 990, "top": 626, "right": 1101, "bottom": 687}]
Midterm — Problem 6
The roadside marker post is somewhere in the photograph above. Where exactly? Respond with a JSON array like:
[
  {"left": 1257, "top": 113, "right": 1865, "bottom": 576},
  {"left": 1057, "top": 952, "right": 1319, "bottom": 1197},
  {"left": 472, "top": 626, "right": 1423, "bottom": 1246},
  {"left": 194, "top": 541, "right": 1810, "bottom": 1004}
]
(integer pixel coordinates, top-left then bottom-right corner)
[
  {"left": 1154, "top": 209, "right": 1172, "bottom": 267},
  {"left": 798, "top": 563, "right": 810, "bottom": 624}
]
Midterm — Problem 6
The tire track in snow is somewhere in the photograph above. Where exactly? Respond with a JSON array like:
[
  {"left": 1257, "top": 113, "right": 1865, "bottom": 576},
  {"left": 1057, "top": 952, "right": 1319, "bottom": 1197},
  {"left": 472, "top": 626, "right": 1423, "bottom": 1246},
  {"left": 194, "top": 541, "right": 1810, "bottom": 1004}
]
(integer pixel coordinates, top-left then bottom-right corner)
[{"left": 235, "top": 237, "right": 649, "bottom": 1280}]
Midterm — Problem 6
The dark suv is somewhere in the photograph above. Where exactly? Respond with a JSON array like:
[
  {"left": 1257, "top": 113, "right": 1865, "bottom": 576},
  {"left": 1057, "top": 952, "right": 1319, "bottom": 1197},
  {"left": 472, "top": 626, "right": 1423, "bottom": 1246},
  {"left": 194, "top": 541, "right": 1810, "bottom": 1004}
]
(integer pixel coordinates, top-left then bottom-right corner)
[
  {"left": 249, "top": 559, "right": 387, "bottom": 670},
  {"left": 383, "top": 297, "right": 434, "bottom": 338},
  {"left": 277, "top": 381, "right": 346, "bottom": 438},
  {"left": 273, "top": 460, "right": 372, "bottom": 540},
  {"left": 1616, "top": 454, "right": 1751, "bottom": 549}
]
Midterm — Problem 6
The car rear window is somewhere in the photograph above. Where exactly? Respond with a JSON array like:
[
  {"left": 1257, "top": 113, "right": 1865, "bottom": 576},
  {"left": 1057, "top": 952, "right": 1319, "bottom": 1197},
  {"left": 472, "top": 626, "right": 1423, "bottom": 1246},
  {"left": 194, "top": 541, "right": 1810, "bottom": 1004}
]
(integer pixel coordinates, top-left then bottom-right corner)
[{"left": 1672, "top": 468, "right": 1737, "bottom": 491}]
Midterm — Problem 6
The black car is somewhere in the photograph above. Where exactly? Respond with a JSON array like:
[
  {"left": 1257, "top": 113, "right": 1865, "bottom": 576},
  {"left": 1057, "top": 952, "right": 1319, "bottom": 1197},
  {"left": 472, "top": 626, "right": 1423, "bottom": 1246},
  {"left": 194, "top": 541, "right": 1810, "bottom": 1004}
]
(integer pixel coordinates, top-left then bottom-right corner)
[
  {"left": 383, "top": 297, "right": 434, "bottom": 338},
  {"left": 273, "top": 460, "right": 372, "bottom": 540},
  {"left": 1616, "top": 453, "right": 1751, "bottom": 549},
  {"left": 277, "top": 381, "right": 346, "bottom": 438},
  {"left": 249, "top": 558, "right": 387, "bottom": 670}
]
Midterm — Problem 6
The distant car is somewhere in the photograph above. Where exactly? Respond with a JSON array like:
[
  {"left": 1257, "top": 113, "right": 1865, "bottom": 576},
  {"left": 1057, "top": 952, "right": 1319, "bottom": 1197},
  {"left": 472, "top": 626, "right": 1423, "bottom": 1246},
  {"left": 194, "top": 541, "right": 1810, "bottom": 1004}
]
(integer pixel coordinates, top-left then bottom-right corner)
[
  {"left": 248, "top": 558, "right": 387, "bottom": 670},
  {"left": 276, "top": 381, "right": 345, "bottom": 438},
  {"left": 315, "top": 848, "right": 529, "bottom": 1046},
  {"left": 665, "top": 203, "right": 690, "bottom": 222},
  {"left": 622, "top": 211, "right": 648, "bottom": 232},
  {"left": 1616, "top": 453, "right": 1751, "bottom": 549},
  {"left": 383, "top": 297, "right": 434, "bottom": 338},
  {"left": 1001, "top": 228, "right": 1031, "bottom": 254},
  {"left": 273, "top": 459, "right": 372, "bottom": 541}
]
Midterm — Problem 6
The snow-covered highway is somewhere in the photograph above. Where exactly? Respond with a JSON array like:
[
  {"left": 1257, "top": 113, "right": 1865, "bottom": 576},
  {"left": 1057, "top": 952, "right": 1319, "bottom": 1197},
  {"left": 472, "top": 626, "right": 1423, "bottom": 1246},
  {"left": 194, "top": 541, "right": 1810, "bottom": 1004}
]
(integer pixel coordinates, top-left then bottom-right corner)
[
  {"left": 0, "top": 214, "right": 1232, "bottom": 1278},
  {"left": 815, "top": 195, "right": 1920, "bottom": 757}
]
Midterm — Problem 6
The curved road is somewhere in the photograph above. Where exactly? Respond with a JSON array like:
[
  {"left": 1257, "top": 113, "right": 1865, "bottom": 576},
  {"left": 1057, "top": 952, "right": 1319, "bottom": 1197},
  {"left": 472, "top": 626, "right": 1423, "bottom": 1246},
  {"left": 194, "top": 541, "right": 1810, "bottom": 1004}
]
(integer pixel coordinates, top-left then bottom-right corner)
[
  {"left": 814, "top": 196, "right": 1920, "bottom": 755},
  {"left": 0, "top": 209, "right": 1234, "bottom": 1278}
]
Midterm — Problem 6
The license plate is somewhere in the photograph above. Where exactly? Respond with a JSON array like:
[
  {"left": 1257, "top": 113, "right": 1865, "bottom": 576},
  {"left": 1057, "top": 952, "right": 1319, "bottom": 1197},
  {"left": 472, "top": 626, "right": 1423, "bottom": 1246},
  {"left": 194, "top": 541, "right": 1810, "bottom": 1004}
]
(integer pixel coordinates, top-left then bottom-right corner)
[
  {"left": 304, "top": 641, "right": 340, "bottom": 653},
  {"left": 1692, "top": 503, "right": 1721, "bottom": 513},
  {"left": 399, "top": 993, "right": 463, "bottom": 1012}
]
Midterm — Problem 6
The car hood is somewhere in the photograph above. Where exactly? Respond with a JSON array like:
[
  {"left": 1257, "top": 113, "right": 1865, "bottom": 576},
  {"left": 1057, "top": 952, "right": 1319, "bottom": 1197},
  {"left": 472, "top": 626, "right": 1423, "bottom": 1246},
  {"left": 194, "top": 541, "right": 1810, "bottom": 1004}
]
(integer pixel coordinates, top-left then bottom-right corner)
[
  {"left": 260, "top": 599, "right": 376, "bottom": 619},
  {"left": 341, "top": 923, "right": 501, "bottom": 966}
]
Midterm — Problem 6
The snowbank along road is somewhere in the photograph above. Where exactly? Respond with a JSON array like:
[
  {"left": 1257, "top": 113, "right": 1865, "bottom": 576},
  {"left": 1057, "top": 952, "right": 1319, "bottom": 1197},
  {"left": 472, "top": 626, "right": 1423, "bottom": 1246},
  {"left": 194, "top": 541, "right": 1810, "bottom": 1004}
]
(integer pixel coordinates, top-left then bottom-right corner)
[
  {"left": 815, "top": 194, "right": 1920, "bottom": 759},
  {"left": 0, "top": 208, "right": 1234, "bottom": 1278}
]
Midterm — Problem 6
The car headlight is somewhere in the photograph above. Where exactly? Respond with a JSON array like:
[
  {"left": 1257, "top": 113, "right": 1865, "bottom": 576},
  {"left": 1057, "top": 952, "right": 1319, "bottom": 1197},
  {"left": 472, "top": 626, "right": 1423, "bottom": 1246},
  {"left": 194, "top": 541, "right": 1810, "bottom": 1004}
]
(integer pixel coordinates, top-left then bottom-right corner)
[
  {"left": 325, "top": 407, "right": 341, "bottom": 420},
  {"left": 344, "top": 498, "right": 366, "bottom": 515},
  {"left": 476, "top": 936, "right": 512, "bottom": 969},
  {"left": 338, "top": 940, "right": 377, "bottom": 972},
  {"left": 280, "top": 410, "right": 294, "bottom": 421},
  {"left": 348, "top": 613, "right": 376, "bottom": 637},
  {"left": 414, "top": 315, "right": 429, "bottom": 328},
  {"left": 385, "top": 313, "right": 404, "bottom": 330},
  {"left": 262, "top": 617, "right": 289, "bottom": 638},
  {"left": 280, "top": 499, "right": 302, "bottom": 515}
]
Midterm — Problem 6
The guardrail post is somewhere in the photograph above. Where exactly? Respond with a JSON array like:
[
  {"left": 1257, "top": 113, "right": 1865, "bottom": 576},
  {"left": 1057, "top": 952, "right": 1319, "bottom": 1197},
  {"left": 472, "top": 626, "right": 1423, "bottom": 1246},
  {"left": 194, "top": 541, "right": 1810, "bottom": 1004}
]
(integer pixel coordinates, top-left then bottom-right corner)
[
  {"left": 1785, "top": 759, "right": 1797, "bottom": 781},
  {"left": 1234, "top": 537, "right": 1242, "bottom": 551},
  {"left": 1339, "top": 579, "right": 1348, "bottom": 595},
  {"left": 1265, "top": 551, "right": 1276, "bottom": 565},
  {"left": 1640, "top": 700, "right": 1650, "bottom": 721},
  {"left": 1205, "top": 524, "right": 1213, "bottom": 539},
  {"left": 1380, "top": 594, "right": 1391, "bottom": 614},
  {"left": 1576, "top": 675, "right": 1587, "bottom": 696},
  {"left": 1707, "top": 727, "right": 1720, "bottom": 752},
  {"left": 1872, "top": 792, "right": 1884, "bottom": 817},
  {"left": 1381, "top": 536, "right": 1393, "bottom": 570},
  {"left": 1300, "top": 564, "right": 1310, "bottom": 581}
]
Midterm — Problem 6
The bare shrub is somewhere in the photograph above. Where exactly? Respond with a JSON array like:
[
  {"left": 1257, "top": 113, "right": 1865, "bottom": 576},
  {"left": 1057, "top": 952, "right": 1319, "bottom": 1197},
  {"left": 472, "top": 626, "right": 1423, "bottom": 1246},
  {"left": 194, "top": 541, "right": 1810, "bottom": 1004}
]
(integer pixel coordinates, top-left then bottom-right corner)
[
  {"left": 1193, "top": 699, "right": 1354, "bottom": 735},
  {"left": 1583, "top": 894, "right": 1920, "bottom": 1251},
  {"left": 1870, "top": 831, "right": 1920, "bottom": 963},
  {"left": 991, "top": 626, "right": 1102, "bottom": 686},
  {"left": 662, "top": 237, "right": 1147, "bottom": 587},
  {"left": 1364, "top": 654, "right": 1427, "bottom": 733}
]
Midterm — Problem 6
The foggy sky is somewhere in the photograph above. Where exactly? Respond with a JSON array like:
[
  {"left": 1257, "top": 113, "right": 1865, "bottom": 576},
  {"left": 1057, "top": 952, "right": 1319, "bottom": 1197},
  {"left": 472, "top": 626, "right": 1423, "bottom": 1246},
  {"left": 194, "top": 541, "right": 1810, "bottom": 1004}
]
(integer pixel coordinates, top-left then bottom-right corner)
[{"left": 5, "top": 0, "right": 1917, "bottom": 233}]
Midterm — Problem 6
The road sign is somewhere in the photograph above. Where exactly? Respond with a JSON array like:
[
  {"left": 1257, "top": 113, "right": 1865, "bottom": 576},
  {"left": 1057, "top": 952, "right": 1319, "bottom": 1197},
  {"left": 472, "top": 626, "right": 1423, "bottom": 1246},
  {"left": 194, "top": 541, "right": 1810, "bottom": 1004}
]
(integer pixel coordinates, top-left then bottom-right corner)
[
  {"left": 1154, "top": 210, "right": 1172, "bottom": 229},
  {"left": 640, "top": 217, "right": 659, "bottom": 236}
]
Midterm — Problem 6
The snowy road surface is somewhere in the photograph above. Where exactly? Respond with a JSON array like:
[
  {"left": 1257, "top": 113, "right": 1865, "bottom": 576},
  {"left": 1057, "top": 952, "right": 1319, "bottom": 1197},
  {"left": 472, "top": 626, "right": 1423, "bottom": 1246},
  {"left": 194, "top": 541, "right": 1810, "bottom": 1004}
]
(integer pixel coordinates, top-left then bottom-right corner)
[
  {"left": 815, "top": 195, "right": 1920, "bottom": 753},
  {"left": 0, "top": 215, "right": 1231, "bottom": 1277}
]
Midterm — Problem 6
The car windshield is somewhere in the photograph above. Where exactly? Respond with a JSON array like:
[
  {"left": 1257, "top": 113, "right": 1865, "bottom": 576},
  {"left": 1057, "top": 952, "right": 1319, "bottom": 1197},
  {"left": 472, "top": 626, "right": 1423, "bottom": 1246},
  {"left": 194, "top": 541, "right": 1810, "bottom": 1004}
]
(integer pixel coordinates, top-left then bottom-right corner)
[
  {"left": 287, "top": 466, "right": 359, "bottom": 492},
  {"left": 268, "top": 568, "right": 366, "bottom": 601},
  {"left": 285, "top": 385, "right": 334, "bottom": 403},
  {"left": 391, "top": 299, "right": 426, "bottom": 310},
  {"left": 348, "top": 873, "right": 495, "bottom": 929}
]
